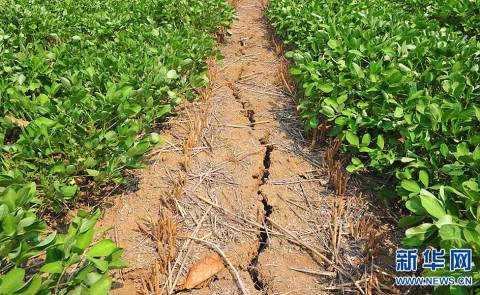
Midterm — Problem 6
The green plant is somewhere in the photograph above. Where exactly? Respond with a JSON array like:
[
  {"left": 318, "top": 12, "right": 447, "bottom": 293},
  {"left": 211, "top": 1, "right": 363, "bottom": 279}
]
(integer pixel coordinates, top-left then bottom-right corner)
[
  {"left": 0, "top": 182, "right": 127, "bottom": 294},
  {"left": 0, "top": 0, "right": 234, "bottom": 207},
  {"left": 267, "top": 0, "right": 479, "bottom": 292},
  {"left": 402, "top": 0, "right": 480, "bottom": 36}
]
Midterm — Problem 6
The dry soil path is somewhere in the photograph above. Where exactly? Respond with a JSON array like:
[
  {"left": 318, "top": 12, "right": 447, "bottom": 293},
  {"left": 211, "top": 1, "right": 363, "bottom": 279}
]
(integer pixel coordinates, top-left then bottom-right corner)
[{"left": 99, "top": 0, "right": 400, "bottom": 294}]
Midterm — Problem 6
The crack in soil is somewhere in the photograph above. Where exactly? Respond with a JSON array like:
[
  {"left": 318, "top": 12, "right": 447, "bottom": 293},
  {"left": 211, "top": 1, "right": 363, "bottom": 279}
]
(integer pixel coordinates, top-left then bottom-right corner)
[
  {"left": 260, "top": 145, "right": 273, "bottom": 184},
  {"left": 248, "top": 144, "right": 274, "bottom": 291},
  {"left": 227, "top": 82, "right": 256, "bottom": 129},
  {"left": 231, "top": 85, "right": 242, "bottom": 101},
  {"left": 246, "top": 109, "right": 256, "bottom": 128}
]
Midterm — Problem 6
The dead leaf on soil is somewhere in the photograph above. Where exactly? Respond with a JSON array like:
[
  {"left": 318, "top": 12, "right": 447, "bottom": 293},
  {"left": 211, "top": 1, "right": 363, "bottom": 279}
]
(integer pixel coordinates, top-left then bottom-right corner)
[
  {"left": 178, "top": 252, "right": 225, "bottom": 290},
  {"left": 5, "top": 113, "right": 29, "bottom": 127}
]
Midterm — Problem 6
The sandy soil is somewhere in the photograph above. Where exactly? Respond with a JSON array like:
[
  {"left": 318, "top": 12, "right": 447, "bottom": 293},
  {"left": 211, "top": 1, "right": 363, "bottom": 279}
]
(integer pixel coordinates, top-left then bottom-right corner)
[{"left": 97, "top": 0, "right": 405, "bottom": 294}]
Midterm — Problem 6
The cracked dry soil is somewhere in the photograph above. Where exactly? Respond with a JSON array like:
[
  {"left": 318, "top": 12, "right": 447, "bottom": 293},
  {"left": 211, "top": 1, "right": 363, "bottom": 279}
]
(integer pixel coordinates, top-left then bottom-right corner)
[{"left": 98, "top": 0, "right": 401, "bottom": 294}]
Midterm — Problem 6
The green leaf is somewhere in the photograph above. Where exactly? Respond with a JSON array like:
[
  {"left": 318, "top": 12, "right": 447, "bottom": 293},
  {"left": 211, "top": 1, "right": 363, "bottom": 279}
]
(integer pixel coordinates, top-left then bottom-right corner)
[
  {"left": 124, "top": 104, "right": 142, "bottom": 117},
  {"left": 419, "top": 190, "right": 446, "bottom": 219},
  {"left": 89, "top": 275, "right": 112, "bottom": 295},
  {"left": 61, "top": 185, "right": 77, "bottom": 198},
  {"left": 318, "top": 83, "right": 333, "bottom": 93},
  {"left": 440, "top": 164, "right": 464, "bottom": 176},
  {"left": 454, "top": 142, "right": 469, "bottom": 159},
  {"left": 304, "top": 83, "right": 314, "bottom": 96},
  {"left": 18, "top": 74, "right": 26, "bottom": 85},
  {"left": 0, "top": 268, "right": 25, "bottom": 294},
  {"left": 393, "top": 107, "right": 404, "bottom": 118},
  {"left": 33, "top": 117, "right": 56, "bottom": 128},
  {"left": 398, "top": 63, "right": 411, "bottom": 73},
  {"left": 403, "top": 223, "right": 435, "bottom": 247},
  {"left": 419, "top": 170, "right": 429, "bottom": 187},
  {"left": 3, "top": 214, "right": 17, "bottom": 235},
  {"left": 401, "top": 179, "right": 420, "bottom": 193},
  {"left": 434, "top": 214, "right": 454, "bottom": 228},
  {"left": 346, "top": 165, "right": 356, "bottom": 173},
  {"left": 473, "top": 146, "right": 480, "bottom": 161},
  {"left": 400, "top": 157, "right": 415, "bottom": 163},
  {"left": 60, "top": 77, "right": 71, "bottom": 89},
  {"left": 438, "top": 224, "right": 463, "bottom": 242},
  {"left": 376, "top": 134, "right": 384, "bottom": 149},
  {"left": 348, "top": 49, "right": 363, "bottom": 56},
  {"left": 429, "top": 104, "right": 442, "bottom": 121},
  {"left": 289, "top": 67, "right": 302, "bottom": 75},
  {"left": 85, "top": 272, "right": 103, "bottom": 286},
  {"left": 86, "top": 67, "right": 95, "bottom": 79},
  {"left": 148, "top": 133, "right": 162, "bottom": 144},
  {"left": 352, "top": 62, "right": 365, "bottom": 79},
  {"left": 127, "top": 142, "right": 150, "bottom": 157},
  {"left": 361, "top": 133, "right": 371, "bottom": 146},
  {"left": 109, "top": 259, "right": 129, "bottom": 269},
  {"left": 16, "top": 183, "right": 35, "bottom": 206},
  {"left": 86, "top": 169, "right": 100, "bottom": 177},
  {"left": 40, "top": 261, "right": 64, "bottom": 274},
  {"left": 79, "top": 209, "right": 101, "bottom": 233},
  {"left": 463, "top": 223, "right": 480, "bottom": 244},
  {"left": 166, "top": 70, "right": 177, "bottom": 79},
  {"left": 337, "top": 94, "right": 348, "bottom": 104},
  {"left": 87, "top": 257, "right": 109, "bottom": 272},
  {"left": 15, "top": 275, "right": 42, "bottom": 295},
  {"left": 351, "top": 157, "right": 362, "bottom": 166},
  {"left": 309, "top": 117, "right": 319, "bottom": 129},
  {"left": 35, "top": 231, "right": 57, "bottom": 248},
  {"left": 321, "top": 105, "right": 335, "bottom": 117},
  {"left": 405, "top": 196, "right": 428, "bottom": 215},
  {"left": 440, "top": 143, "right": 449, "bottom": 158},
  {"left": 76, "top": 228, "right": 95, "bottom": 250},
  {"left": 345, "top": 131, "right": 359, "bottom": 147},
  {"left": 88, "top": 239, "right": 117, "bottom": 257},
  {"left": 327, "top": 39, "right": 339, "bottom": 49},
  {"left": 474, "top": 105, "right": 480, "bottom": 121},
  {"left": 2, "top": 188, "right": 17, "bottom": 211},
  {"left": 84, "top": 157, "right": 98, "bottom": 168},
  {"left": 18, "top": 217, "right": 36, "bottom": 229}
]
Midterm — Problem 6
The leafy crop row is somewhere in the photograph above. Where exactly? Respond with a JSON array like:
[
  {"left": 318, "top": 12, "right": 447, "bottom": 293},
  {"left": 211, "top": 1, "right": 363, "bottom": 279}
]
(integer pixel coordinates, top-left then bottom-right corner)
[
  {"left": 402, "top": 0, "right": 480, "bottom": 36},
  {"left": 266, "top": 0, "right": 479, "bottom": 293},
  {"left": 1, "top": 182, "right": 127, "bottom": 294},
  {"left": 0, "top": 0, "right": 233, "bottom": 206},
  {"left": 0, "top": 0, "right": 234, "bottom": 293}
]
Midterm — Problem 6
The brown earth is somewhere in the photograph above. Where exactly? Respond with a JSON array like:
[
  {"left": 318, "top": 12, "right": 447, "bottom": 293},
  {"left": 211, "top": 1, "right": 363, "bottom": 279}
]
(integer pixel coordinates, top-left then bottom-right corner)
[{"left": 98, "top": 0, "right": 405, "bottom": 294}]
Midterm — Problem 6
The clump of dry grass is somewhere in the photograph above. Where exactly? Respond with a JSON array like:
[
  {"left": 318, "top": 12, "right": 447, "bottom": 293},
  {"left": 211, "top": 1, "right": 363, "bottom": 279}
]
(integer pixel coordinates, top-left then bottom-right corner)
[
  {"left": 141, "top": 264, "right": 163, "bottom": 295},
  {"left": 277, "top": 59, "right": 294, "bottom": 96},
  {"left": 139, "top": 210, "right": 177, "bottom": 294},
  {"left": 269, "top": 27, "right": 295, "bottom": 97},
  {"left": 138, "top": 210, "right": 177, "bottom": 272},
  {"left": 182, "top": 104, "right": 209, "bottom": 172},
  {"left": 325, "top": 138, "right": 350, "bottom": 196},
  {"left": 199, "top": 57, "right": 218, "bottom": 102},
  {"left": 182, "top": 58, "right": 215, "bottom": 171},
  {"left": 271, "top": 32, "right": 285, "bottom": 56}
]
